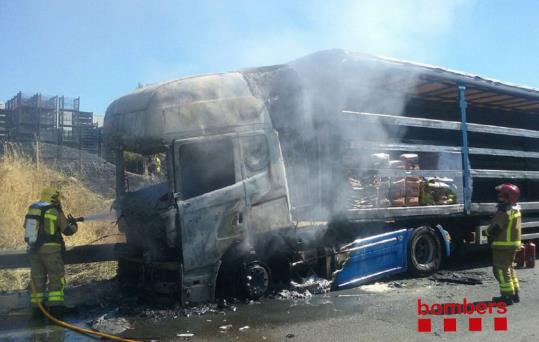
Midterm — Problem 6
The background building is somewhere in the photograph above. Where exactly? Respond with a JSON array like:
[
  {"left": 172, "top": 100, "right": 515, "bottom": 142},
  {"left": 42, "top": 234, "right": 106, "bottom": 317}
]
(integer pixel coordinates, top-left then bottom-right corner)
[{"left": 2, "top": 92, "right": 99, "bottom": 154}]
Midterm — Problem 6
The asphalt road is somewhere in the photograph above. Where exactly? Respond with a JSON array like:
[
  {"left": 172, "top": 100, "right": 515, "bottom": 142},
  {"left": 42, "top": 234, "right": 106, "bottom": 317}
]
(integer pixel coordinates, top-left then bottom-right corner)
[{"left": 1, "top": 250, "right": 538, "bottom": 342}]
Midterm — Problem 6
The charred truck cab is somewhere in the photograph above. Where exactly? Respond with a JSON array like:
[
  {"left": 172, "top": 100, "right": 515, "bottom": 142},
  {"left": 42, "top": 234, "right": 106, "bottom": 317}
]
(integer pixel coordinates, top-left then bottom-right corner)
[
  {"left": 104, "top": 73, "right": 294, "bottom": 304},
  {"left": 105, "top": 50, "right": 539, "bottom": 305}
]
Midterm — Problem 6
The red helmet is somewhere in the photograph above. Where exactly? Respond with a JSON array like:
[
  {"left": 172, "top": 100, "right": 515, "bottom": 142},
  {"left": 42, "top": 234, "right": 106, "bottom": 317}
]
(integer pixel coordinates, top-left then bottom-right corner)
[{"left": 495, "top": 183, "right": 521, "bottom": 205}]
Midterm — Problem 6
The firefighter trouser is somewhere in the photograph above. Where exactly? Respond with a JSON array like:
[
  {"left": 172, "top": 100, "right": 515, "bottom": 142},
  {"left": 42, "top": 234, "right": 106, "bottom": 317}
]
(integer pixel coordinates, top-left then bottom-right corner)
[
  {"left": 28, "top": 245, "right": 66, "bottom": 306},
  {"left": 492, "top": 248, "right": 520, "bottom": 296}
]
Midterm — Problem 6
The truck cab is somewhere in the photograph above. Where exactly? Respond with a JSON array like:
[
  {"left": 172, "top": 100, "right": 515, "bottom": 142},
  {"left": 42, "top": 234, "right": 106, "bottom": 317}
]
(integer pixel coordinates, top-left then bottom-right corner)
[{"left": 104, "top": 73, "right": 293, "bottom": 304}]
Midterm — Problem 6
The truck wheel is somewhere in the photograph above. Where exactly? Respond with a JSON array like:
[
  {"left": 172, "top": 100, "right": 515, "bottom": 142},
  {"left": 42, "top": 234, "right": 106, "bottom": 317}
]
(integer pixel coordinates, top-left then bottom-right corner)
[
  {"left": 240, "top": 261, "right": 270, "bottom": 300},
  {"left": 408, "top": 226, "right": 442, "bottom": 277}
]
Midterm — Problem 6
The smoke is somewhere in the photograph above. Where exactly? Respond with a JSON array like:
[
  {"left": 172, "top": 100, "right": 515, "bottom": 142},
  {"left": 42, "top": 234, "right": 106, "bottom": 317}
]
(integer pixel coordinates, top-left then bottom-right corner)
[
  {"left": 280, "top": 47, "right": 428, "bottom": 215},
  {"left": 246, "top": 1, "right": 473, "bottom": 222},
  {"left": 210, "top": 0, "right": 472, "bottom": 222},
  {"left": 131, "top": 1, "right": 473, "bottom": 84},
  {"left": 122, "top": 0, "right": 475, "bottom": 226},
  {"left": 228, "top": 0, "right": 472, "bottom": 69},
  {"left": 308, "top": 0, "right": 470, "bottom": 58},
  {"left": 114, "top": 0, "right": 474, "bottom": 270}
]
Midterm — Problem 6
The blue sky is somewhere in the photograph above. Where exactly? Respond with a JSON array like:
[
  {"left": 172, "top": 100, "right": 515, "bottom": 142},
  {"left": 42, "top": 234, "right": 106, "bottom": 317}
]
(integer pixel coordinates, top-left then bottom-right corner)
[{"left": 1, "top": 0, "right": 538, "bottom": 114}]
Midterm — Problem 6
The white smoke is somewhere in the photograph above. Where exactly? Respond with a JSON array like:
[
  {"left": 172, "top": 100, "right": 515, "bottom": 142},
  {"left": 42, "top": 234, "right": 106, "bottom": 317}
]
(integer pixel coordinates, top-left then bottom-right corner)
[
  {"left": 230, "top": 0, "right": 473, "bottom": 68},
  {"left": 132, "top": 1, "right": 474, "bottom": 221},
  {"left": 133, "top": 1, "right": 473, "bottom": 83}
]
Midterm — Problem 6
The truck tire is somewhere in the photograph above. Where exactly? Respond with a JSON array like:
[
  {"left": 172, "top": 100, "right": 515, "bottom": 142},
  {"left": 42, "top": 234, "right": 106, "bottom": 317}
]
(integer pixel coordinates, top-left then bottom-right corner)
[
  {"left": 216, "top": 246, "right": 271, "bottom": 300},
  {"left": 240, "top": 261, "right": 271, "bottom": 300},
  {"left": 408, "top": 226, "right": 442, "bottom": 277}
]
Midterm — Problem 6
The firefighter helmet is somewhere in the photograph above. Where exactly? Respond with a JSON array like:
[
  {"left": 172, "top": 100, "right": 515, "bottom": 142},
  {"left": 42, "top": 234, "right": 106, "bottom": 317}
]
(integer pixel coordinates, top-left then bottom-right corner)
[
  {"left": 40, "top": 187, "right": 61, "bottom": 204},
  {"left": 495, "top": 183, "right": 520, "bottom": 205}
]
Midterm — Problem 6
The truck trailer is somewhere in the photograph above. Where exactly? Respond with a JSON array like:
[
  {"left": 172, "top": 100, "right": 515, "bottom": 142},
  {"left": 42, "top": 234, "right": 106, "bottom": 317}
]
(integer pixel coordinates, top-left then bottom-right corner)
[{"left": 103, "top": 49, "right": 539, "bottom": 305}]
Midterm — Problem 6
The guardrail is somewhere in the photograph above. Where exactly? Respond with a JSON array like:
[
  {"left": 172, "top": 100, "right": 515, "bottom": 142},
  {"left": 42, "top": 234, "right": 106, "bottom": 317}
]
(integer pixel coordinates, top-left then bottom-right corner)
[{"left": 0, "top": 243, "right": 121, "bottom": 270}]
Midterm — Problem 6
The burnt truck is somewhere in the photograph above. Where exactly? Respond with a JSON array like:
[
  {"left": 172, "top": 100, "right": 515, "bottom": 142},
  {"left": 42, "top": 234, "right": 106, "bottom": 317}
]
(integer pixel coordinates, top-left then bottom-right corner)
[{"left": 103, "top": 50, "right": 539, "bottom": 305}]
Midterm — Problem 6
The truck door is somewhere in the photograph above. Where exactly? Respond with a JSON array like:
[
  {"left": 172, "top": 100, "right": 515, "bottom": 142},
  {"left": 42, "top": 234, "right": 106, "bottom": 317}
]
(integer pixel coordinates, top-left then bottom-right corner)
[
  {"left": 173, "top": 134, "right": 247, "bottom": 304},
  {"left": 238, "top": 131, "right": 292, "bottom": 237}
]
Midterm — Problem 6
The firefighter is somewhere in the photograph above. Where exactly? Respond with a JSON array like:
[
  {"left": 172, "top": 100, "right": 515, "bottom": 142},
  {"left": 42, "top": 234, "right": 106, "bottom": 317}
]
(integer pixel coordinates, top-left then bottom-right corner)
[
  {"left": 155, "top": 155, "right": 161, "bottom": 175},
  {"left": 485, "top": 183, "right": 522, "bottom": 305},
  {"left": 147, "top": 155, "right": 157, "bottom": 177},
  {"left": 147, "top": 155, "right": 162, "bottom": 179},
  {"left": 25, "top": 187, "right": 79, "bottom": 316}
]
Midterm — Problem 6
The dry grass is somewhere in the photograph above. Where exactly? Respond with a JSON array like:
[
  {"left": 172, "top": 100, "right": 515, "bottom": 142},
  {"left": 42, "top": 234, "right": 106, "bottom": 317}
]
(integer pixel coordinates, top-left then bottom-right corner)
[
  {"left": 0, "top": 145, "right": 120, "bottom": 290},
  {"left": 0, "top": 145, "right": 118, "bottom": 250}
]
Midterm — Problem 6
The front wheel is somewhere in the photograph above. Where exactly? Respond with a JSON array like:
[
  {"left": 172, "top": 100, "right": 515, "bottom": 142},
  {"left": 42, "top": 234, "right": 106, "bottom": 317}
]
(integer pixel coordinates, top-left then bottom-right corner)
[
  {"left": 240, "top": 261, "right": 270, "bottom": 300},
  {"left": 408, "top": 226, "right": 442, "bottom": 277}
]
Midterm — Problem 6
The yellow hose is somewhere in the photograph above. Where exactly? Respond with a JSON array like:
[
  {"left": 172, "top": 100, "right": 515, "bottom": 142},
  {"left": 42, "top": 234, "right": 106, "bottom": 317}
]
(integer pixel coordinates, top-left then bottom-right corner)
[{"left": 31, "top": 279, "right": 140, "bottom": 342}]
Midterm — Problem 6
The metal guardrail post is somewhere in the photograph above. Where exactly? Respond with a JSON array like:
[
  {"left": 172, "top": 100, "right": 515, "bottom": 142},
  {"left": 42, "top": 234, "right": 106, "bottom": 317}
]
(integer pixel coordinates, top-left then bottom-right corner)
[{"left": 458, "top": 84, "right": 472, "bottom": 215}]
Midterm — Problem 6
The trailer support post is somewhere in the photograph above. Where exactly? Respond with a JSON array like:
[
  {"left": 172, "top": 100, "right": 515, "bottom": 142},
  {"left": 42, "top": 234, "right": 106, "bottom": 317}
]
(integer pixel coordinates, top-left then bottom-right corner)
[{"left": 458, "top": 84, "right": 472, "bottom": 214}]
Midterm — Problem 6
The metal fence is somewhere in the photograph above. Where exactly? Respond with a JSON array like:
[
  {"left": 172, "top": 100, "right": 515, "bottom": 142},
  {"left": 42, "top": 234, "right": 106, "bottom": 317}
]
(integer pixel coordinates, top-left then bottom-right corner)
[{"left": 3, "top": 92, "right": 99, "bottom": 154}]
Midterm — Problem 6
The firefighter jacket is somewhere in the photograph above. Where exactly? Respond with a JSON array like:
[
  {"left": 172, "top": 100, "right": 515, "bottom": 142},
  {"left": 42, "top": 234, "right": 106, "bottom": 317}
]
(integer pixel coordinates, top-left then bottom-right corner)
[
  {"left": 488, "top": 204, "right": 521, "bottom": 250},
  {"left": 25, "top": 202, "right": 77, "bottom": 248}
]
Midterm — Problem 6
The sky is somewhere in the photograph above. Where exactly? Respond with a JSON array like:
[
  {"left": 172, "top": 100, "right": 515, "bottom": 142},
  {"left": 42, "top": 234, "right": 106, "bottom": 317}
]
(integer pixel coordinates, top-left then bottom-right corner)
[{"left": 0, "top": 0, "right": 538, "bottom": 115}]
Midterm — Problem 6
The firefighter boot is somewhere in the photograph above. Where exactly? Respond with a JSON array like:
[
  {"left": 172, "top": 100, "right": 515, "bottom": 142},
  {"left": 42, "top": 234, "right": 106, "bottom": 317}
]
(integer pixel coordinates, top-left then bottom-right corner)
[
  {"left": 512, "top": 291, "right": 520, "bottom": 303},
  {"left": 492, "top": 295, "right": 513, "bottom": 306}
]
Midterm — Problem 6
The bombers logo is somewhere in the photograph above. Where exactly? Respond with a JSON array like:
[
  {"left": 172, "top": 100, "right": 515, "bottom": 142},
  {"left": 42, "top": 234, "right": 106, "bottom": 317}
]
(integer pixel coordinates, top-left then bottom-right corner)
[
  {"left": 417, "top": 298, "right": 508, "bottom": 333},
  {"left": 418, "top": 298, "right": 508, "bottom": 315}
]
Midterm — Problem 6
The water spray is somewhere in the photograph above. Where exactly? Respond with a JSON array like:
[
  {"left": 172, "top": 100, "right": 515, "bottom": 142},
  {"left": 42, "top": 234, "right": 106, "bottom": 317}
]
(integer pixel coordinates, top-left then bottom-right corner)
[
  {"left": 81, "top": 210, "right": 118, "bottom": 222},
  {"left": 71, "top": 209, "right": 118, "bottom": 223}
]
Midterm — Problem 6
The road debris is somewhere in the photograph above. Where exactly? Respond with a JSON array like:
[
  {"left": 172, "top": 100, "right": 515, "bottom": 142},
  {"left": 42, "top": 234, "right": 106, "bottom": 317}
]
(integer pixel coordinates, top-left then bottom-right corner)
[
  {"left": 239, "top": 325, "right": 250, "bottom": 332},
  {"left": 177, "top": 333, "right": 195, "bottom": 339},
  {"left": 275, "top": 289, "right": 313, "bottom": 300},
  {"left": 388, "top": 281, "right": 406, "bottom": 288},
  {"left": 429, "top": 270, "right": 488, "bottom": 285},
  {"left": 359, "top": 282, "right": 392, "bottom": 293},
  {"left": 90, "top": 312, "right": 132, "bottom": 335},
  {"left": 271, "top": 275, "right": 332, "bottom": 300},
  {"left": 219, "top": 324, "right": 233, "bottom": 332},
  {"left": 130, "top": 302, "right": 232, "bottom": 320},
  {"left": 290, "top": 276, "right": 332, "bottom": 294}
]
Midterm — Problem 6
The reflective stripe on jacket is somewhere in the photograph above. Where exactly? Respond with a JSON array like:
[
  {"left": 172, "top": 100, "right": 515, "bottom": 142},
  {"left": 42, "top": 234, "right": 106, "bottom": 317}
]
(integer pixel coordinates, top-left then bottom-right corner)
[{"left": 491, "top": 206, "right": 521, "bottom": 250}]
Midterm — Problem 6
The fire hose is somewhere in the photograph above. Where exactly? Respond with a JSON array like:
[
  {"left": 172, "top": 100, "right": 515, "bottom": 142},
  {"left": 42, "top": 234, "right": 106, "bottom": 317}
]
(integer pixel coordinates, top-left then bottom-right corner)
[{"left": 31, "top": 276, "right": 140, "bottom": 341}]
